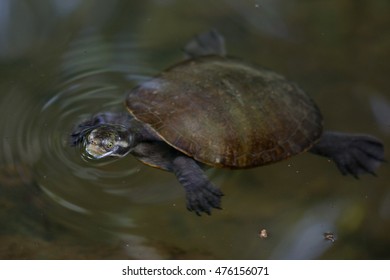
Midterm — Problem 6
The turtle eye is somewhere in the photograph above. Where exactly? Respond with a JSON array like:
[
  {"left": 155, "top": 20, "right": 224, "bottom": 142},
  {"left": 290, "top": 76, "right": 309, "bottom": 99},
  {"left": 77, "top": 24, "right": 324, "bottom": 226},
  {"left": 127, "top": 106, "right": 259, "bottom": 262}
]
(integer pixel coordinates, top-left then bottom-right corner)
[{"left": 104, "top": 140, "right": 114, "bottom": 150}]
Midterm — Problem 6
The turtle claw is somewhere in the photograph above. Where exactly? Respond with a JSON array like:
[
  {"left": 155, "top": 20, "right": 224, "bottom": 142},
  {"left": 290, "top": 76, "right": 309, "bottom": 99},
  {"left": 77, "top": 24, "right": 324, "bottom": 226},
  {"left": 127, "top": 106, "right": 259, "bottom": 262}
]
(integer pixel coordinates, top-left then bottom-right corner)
[
  {"left": 332, "top": 136, "right": 384, "bottom": 178},
  {"left": 185, "top": 182, "right": 224, "bottom": 216},
  {"left": 173, "top": 156, "right": 224, "bottom": 216},
  {"left": 69, "top": 115, "right": 104, "bottom": 146},
  {"left": 310, "top": 131, "right": 385, "bottom": 178}
]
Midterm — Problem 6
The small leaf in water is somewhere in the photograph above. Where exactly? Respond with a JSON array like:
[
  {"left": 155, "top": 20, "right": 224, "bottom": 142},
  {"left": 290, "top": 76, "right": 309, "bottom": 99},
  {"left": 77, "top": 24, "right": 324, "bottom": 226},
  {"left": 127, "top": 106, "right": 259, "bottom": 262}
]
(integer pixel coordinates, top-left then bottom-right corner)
[
  {"left": 323, "top": 232, "right": 336, "bottom": 243},
  {"left": 259, "top": 228, "right": 268, "bottom": 239}
]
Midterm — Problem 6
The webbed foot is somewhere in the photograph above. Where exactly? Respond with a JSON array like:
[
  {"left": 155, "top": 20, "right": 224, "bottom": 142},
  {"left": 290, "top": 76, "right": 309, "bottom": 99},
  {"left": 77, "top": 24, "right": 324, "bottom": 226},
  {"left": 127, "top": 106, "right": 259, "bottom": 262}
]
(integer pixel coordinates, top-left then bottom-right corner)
[
  {"left": 185, "top": 181, "right": 224, "bottom": 216},
  {"left": 172, "top": 156, "right": 224, "bottom": 215},
  {"left": 70, "top": 125, "right": 93, "bottom": 147},
  {"left": 310, "top": 131, "right": 385, "bottom": 178}
]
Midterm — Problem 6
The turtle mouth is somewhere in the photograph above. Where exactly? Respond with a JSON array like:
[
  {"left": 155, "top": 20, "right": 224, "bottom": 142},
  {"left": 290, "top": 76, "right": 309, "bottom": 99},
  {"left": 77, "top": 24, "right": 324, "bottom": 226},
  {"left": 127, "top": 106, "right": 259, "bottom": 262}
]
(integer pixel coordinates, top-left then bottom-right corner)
[{"left": 85, "top": 144, "right": 115, "bottom": 159}]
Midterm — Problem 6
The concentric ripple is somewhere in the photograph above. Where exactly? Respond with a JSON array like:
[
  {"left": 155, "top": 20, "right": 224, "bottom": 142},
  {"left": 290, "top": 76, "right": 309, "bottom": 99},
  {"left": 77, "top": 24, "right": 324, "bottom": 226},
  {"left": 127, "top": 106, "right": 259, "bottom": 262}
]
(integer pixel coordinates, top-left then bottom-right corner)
[{"left": 0, "top": 32, "right": 181, "bottom": 231}]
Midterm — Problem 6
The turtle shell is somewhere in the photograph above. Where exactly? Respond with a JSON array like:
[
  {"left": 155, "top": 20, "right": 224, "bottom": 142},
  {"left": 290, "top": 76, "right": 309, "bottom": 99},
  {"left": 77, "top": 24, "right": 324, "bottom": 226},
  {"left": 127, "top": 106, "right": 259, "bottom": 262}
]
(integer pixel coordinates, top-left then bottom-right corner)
[{"left": 126, "top": 56, "right": 323, "bottom": 168}]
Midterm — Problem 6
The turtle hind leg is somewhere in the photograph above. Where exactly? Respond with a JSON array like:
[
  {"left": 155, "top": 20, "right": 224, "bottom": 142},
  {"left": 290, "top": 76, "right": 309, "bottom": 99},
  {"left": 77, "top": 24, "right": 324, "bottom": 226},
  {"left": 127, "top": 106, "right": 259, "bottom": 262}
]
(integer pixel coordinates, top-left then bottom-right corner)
[
  {"left": 172, "top": 156, "right": 224, "bottom": 216},
  {"left": 183, "top": 29, "right": 226, "bottom": 59},
  {"left": 309, "top": 131, "right": 385, "bottom": 178}
]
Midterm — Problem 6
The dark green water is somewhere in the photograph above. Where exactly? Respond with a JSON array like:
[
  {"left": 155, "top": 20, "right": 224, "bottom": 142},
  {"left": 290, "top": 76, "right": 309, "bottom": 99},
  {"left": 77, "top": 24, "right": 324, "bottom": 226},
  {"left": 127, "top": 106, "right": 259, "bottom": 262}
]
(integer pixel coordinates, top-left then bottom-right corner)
[{"left": 0, "top": 0, "right": 389, "bottom": 259}]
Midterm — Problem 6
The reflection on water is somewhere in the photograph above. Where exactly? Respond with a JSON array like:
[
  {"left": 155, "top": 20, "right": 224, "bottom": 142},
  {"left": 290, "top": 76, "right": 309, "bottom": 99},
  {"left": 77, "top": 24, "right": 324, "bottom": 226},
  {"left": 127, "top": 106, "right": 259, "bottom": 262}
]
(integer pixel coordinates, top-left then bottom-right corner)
[
  {"left": 370, "top": 95, "right": 390, "bottom": 135},
  {"left": 0, "top": 0, "right": 389, "bottom": 259}
]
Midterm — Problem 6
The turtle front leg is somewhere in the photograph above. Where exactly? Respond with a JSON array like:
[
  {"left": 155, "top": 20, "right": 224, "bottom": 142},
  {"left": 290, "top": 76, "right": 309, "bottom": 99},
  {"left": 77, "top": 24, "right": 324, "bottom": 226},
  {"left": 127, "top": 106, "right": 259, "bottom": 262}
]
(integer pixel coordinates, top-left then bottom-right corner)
[
  {"left": 172, "top": 156, "right": 224, "bottom": 215},
  {"left": 309, "top": 131, "right": 385, "bottom": 178}
]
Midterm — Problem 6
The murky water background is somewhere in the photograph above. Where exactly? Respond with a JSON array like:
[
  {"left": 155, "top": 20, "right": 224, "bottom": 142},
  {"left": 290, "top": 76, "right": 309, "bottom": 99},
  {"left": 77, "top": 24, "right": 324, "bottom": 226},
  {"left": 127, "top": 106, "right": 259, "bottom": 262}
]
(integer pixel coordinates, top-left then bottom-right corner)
[{"left": 0, "top": 0, "right": 389, "bottom": 259}]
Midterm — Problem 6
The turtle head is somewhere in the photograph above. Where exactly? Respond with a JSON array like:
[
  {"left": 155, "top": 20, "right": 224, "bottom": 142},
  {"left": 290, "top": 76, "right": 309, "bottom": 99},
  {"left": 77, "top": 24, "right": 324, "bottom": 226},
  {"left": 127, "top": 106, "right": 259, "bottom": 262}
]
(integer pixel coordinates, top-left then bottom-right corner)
[{"left": 84, "top": 125, "right": 134, "bottom": 159}]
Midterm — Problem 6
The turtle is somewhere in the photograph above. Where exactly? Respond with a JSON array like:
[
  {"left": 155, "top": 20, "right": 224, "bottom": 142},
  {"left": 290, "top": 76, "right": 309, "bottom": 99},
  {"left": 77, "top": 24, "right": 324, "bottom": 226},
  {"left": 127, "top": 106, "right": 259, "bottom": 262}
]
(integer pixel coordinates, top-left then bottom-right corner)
[{"left": 70, "top": 30, "right": 385, "bottom": 215}]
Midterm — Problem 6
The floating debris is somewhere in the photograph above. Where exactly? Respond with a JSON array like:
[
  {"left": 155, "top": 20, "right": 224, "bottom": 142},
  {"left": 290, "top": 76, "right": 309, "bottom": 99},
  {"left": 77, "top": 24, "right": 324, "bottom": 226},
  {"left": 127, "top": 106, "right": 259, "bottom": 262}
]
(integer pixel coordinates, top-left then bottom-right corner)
[
  {"left": 259, "top": 229, "right": 268, "bottom": 239},
  {"left": 323, "top": 232, "right": 336, "bottom": 243}
]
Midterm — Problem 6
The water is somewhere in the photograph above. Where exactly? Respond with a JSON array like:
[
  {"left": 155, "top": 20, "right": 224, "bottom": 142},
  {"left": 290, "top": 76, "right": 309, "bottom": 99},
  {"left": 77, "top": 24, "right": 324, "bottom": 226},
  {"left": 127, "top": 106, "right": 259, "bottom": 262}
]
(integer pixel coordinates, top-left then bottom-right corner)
[{"left": 0, "top": 0, "right": 389, "bottom": 259}]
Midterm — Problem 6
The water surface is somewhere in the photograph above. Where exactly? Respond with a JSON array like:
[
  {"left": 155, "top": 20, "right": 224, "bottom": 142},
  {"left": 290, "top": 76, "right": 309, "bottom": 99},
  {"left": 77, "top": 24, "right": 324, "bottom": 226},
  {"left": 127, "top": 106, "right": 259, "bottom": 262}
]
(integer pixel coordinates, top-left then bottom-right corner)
[{"left": 0, "top": 0, "right": 389, "bottom": 259}]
